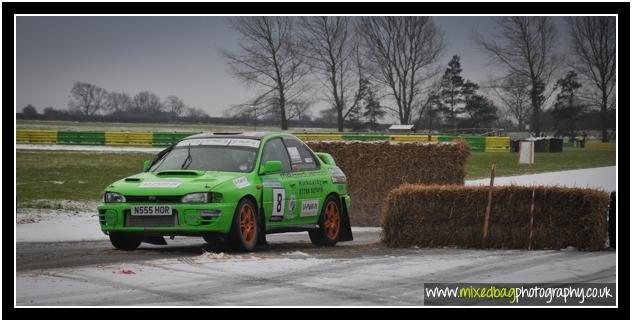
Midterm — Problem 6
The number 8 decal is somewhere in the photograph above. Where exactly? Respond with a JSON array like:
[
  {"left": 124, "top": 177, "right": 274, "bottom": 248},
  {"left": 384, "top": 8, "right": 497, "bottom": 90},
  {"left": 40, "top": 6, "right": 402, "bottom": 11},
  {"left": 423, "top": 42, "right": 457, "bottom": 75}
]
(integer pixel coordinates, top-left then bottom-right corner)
[{"left": 272, "top": 188, "right": 285, "bottom": 217}]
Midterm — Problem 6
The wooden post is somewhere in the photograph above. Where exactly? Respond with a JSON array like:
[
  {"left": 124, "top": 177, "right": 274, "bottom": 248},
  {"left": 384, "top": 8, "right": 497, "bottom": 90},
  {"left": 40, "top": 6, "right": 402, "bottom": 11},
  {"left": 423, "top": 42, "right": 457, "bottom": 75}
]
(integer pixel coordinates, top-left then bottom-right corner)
[
  {"left": 482, "top": 162, "right": 496, "bottom": 244},
  {"left": 528, "top": 188, "right": 536, "bottom": 250}
]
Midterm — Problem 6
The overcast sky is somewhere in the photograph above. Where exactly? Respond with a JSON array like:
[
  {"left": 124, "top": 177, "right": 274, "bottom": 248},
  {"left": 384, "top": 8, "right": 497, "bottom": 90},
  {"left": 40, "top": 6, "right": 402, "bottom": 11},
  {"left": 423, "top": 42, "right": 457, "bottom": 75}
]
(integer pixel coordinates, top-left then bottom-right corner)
[{"left": 15, "top": 16, "right": 570, "bottom": 117}]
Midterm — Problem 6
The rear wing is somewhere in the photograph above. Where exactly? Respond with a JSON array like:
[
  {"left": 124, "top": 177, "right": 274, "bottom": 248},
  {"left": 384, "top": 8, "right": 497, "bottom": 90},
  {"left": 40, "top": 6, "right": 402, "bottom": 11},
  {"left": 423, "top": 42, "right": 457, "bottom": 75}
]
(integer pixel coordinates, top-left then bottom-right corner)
[{"left": 315, "top": 152, "right": 336, "bottom": 166}]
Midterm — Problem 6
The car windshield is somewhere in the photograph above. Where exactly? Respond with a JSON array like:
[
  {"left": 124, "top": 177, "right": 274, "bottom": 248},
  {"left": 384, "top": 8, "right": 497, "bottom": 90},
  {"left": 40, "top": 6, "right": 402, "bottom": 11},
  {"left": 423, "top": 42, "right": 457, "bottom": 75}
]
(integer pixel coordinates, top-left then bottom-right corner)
[{"left": 149, "top": 145, "right": 258, "bottom": 173}]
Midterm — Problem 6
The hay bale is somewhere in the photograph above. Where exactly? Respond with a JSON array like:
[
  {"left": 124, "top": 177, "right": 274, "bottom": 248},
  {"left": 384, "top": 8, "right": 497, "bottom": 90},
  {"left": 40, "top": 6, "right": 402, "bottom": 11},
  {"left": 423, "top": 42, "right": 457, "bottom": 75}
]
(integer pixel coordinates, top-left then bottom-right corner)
[
  {"left": 306, "top": 141, "right": 470, "bottom": 226},
  {"left": 381, "top": 185, "right": 609, "bottom": 250}
]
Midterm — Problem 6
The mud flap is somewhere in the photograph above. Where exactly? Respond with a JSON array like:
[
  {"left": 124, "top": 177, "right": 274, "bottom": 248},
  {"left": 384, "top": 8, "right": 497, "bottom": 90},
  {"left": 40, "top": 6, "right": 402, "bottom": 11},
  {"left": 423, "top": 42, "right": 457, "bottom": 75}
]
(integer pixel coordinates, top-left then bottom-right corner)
[
  {"left": 142, "top": 236, "right": 168, "bottom": 245},
  {"left": 338, "top": 197, "right": 353, "bottom": 242},
  {"left": 256, "top": 205, "right": 268, "bottom": 246}
]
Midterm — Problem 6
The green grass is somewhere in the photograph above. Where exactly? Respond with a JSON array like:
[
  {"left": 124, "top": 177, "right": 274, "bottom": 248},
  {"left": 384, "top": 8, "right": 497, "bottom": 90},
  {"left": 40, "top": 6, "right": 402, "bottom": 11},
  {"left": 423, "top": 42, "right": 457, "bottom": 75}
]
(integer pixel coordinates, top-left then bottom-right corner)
[
  {"left": 16, "top": 148, "right": 616, "bottom": 203},
  {"left": 17, "top": 150, "right": 153, "bottom": 203},
  {"left": 465, "top": 148, "right": 616, "bottom": 179}
]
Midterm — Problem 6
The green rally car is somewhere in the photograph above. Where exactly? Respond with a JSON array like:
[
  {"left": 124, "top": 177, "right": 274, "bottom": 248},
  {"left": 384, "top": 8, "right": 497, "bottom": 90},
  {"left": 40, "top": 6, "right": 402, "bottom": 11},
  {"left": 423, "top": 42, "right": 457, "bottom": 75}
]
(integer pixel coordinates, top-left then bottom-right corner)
[{"left": 98, "top": 131, "right": 352, "bottom": 251}]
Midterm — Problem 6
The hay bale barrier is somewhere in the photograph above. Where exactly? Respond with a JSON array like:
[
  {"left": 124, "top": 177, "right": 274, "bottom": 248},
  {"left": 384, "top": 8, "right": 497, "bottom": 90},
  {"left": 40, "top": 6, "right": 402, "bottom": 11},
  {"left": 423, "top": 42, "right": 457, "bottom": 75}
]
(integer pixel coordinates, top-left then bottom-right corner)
[
  {"left": 381, "top": 185, "right": 609, "bottom": 250},
  {"left": 306, "top": 141, "right": 470, "bottom": 226}
]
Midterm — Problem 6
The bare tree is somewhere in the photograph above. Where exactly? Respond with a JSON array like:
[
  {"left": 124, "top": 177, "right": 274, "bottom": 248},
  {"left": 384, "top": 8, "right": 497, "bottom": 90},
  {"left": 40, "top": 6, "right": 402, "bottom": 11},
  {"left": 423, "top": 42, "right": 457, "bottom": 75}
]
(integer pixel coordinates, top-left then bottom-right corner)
[
  {"left": 476, "top": 17, "right": 560, "bottom": 136},
  {"left": 68, "top": 81, "right": 108, "bottom": 116},
  {"left": 298, "top": 17, "right": 365, "bottom": 131},
  {"left": 107, "top": 92, "right": 132, "bottom": 112},
  {"left": 358, "top": 16, "right": 444, "bottom": 124},
  {"left": 567, "top": 16, "right": 616, "bottom": 142},
  {"left": 221, "top": 17, "right": 309, "bottom": 130},
  {"left": 132, "top": 91, "right": 163, "bottom": 113},
  {"left": 165, "top": 95, "right": 186, "bottom": 117},
  {"left": 492, "top": 73, "right": 532, "bottom": 131}
]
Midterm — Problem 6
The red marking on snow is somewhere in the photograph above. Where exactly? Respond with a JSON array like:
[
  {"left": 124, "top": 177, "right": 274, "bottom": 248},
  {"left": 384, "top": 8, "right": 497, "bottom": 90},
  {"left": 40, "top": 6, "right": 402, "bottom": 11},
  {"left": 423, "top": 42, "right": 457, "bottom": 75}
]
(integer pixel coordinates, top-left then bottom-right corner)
[{"left": 113, "top": 269, "right": 136, "bottom": 275}]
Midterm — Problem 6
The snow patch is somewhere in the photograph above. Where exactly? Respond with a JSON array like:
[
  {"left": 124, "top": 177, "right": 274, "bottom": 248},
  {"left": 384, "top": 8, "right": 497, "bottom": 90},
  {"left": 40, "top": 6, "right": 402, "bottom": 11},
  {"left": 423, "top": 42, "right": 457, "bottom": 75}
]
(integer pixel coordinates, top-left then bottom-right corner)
[{"left": 466, "top": 166, "right": 615, "bottom": 191}]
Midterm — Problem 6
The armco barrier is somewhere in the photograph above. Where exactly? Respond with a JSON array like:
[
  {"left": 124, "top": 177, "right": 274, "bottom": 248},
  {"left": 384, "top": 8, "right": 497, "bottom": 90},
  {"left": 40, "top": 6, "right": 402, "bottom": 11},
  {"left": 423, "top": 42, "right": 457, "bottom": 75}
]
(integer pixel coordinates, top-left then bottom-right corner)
[
  {"left": 152, "top": 132, "right": 197, "bottom": 146},
  {"left": 342, "top": 134, "right": 389, "bottom": 141},
  {"left": 485, "top": 136, "right": 511, "bottom": 152},
  {"left": 15, "top": 129, "right": 511, "bottom": 152},
  {"left": 16, "top": 130, "right": 58, "bottom": 144},
  {"left": 294, "top": 133, "right": 343, "bottom": 141},
  {"left": 390, "top": 134, "right": 438, "bottom": 142},
  {"left": 58, "top": 131, "right": 105, "bottom": 145},
  {"left": 105, "top": 132, "right": 153, "bottom": 146},
  {"left": 463, "top": 136, "right": 486, "bottom": 152}
]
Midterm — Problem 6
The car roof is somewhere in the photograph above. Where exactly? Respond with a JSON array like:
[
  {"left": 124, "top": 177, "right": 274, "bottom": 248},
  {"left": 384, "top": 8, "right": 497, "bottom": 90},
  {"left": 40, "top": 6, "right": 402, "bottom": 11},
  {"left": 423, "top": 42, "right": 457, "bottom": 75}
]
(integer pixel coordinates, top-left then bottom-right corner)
[{"left": 183, "top": 131, "right": 288, "bottom": 141}]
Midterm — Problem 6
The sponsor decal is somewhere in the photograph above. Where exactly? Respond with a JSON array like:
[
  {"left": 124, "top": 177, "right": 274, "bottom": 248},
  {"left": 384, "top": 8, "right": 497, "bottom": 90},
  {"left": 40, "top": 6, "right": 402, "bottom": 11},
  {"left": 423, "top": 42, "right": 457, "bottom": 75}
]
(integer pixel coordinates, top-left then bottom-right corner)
[
  {"left": 232, "top": 176, "right": 250, "bottom": 189},
  {"left": 139, "top": 180, "right": 182, "bottom": 188},
  {"left": 301, "top": 199, "right": 319, "bottom": 217},
  {"left": 262, "top": 178, "right": 282, "bottom": 188},
  {"left": 288, "top": 194, "right": 297, "bottom": 212},
  {"left": 228, "top": 138, "right": 260, "bottom": 148},
  {"left": 177, "top": 138, "right": 260, "bottom": 148},
  {"left": 287, "top": 147, "right": 302, "bottom": 163},
  {"left": 304, "top": 157, "right": 313, "bottom": 163}
]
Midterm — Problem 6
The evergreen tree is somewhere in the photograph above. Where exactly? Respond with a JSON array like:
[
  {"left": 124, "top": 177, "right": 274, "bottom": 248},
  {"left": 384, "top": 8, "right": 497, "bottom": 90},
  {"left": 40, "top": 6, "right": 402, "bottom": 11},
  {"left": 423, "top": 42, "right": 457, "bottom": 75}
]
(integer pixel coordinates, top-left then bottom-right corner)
[
  {"left": 361, "top": 87, "right": 385, "bottom": 132},
  {"left": 439, "top": 55, "right": 465, "bottom": 128},
  {"left": 460, "top": 94, "right": 499, "bottom": 128},
  {"left": 552, "top": 71, "right": 584, "bottom": 137}
]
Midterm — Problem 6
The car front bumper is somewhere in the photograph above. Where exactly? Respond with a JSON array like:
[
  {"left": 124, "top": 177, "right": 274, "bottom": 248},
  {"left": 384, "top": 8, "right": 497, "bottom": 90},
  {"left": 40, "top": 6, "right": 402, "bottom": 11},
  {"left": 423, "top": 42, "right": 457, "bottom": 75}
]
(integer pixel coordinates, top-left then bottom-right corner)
[{"left": 97, "top": 202, "right": 238, "bottom": 235}]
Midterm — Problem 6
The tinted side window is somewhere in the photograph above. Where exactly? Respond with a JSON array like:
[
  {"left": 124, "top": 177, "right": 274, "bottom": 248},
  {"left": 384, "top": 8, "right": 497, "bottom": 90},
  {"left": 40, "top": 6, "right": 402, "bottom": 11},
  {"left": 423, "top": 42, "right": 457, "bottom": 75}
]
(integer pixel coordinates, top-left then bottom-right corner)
[
  {"left": 282, "top": 138, "right": 318, "bottom": 171},
  {"left": 260, "top": 138, "right": 292, "bottom": 173}
]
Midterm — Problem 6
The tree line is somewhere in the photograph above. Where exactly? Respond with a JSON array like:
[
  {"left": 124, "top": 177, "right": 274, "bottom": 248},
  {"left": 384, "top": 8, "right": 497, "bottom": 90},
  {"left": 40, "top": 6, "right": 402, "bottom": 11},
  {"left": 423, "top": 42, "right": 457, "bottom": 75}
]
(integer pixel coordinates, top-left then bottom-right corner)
[
  {"left": 222, "top": 16, "right": 616, "bottom": 141},
  {"left": 19, "top": 82, "right": 212, "bottom": 123}
]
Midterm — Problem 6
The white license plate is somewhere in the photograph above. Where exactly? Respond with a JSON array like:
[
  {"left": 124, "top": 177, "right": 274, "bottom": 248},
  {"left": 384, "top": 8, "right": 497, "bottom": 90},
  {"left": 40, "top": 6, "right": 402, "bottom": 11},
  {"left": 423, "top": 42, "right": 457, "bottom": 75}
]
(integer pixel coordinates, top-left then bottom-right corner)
[{"left": 131, "top": 205, "right": 172, "bottom": 216}]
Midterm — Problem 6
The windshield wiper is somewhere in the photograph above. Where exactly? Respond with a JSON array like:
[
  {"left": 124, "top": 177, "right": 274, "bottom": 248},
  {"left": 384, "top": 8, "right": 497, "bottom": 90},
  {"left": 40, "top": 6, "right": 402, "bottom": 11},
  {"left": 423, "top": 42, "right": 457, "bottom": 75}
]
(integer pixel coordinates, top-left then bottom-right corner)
[{"left": 180, "top": 144, "right": 193, "bottom": 169}]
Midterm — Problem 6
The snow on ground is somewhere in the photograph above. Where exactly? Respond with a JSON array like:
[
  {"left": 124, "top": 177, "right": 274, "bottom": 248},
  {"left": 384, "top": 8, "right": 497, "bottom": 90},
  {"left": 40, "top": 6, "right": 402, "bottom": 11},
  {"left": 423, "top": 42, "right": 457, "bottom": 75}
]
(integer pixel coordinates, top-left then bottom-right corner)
[
  {"left": 16, "top": 207, "right": 105, "bottom": 242},
  {"left": 16, "top": 247, "right": 615, "bottom": 306},
  {"left": 465, "top": 166, "right": 616, "bottom": 192},
  {"left": 16, "top": 144, "right": 162, "bottom": 153}
]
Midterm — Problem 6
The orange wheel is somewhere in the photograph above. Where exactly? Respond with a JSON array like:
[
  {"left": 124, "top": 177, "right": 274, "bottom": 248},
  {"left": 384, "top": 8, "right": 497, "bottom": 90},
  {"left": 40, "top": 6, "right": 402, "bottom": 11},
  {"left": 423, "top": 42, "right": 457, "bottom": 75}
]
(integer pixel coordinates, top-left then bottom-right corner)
[
  {"left": 309, "top": 195, "right": 342, "bottom": 247},
  {"left": 229, "top": 199, "right": 259, "bottom": 251},
  {"left": 323, "top": 201, "right": 341, "bottom": 240},
  {"left": 239, "top": 203, "right": 256, "bottom": 244}
]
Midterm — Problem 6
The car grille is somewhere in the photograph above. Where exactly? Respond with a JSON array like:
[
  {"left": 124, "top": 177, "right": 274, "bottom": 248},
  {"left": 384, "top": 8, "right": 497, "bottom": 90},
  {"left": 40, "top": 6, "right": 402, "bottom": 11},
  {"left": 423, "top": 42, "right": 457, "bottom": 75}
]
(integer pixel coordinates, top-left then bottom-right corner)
[
  {"left": 124, "top": 195, "right": 183, "bottom": 203},
  {"left": 124, "top": 209, "right": 179, "bottom": 227}
]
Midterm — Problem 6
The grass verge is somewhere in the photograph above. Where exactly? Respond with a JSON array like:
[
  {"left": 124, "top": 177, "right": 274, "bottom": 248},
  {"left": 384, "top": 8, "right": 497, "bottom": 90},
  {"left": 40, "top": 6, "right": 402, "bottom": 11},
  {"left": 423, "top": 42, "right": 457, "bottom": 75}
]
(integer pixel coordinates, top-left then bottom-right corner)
[{"left": 16, "top": 148, "right": 616, "bottom": 203}]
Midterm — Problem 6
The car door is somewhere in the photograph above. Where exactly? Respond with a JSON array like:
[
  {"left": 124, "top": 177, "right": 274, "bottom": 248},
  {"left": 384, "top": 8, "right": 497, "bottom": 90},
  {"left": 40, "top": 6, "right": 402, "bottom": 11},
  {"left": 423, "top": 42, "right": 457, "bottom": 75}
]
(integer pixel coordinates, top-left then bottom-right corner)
[
  {"left": 281, "top": 138, "right": 325, "bottom": 225},
  {"left": 259, "top": 138, "right": 296, "bottom": 225}
]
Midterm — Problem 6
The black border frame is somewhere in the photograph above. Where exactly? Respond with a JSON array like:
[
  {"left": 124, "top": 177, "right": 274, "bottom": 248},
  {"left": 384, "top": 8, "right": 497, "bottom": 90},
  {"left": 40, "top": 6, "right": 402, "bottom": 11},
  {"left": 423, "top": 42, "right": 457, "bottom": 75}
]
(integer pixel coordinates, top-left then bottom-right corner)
[{"left": 3, "top": 2, "right": 629, "bottom": 320}]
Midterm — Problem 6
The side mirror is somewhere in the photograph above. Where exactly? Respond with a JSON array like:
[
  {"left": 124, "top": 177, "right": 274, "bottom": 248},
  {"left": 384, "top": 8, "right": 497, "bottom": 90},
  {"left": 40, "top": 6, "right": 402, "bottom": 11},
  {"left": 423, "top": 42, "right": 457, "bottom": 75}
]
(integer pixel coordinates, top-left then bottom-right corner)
[
  {"left": 143, "top": 160, "right": 151, "bottom": 172},
  {"left": 260, "top": 160, "right": 282, "bottom": 175}
]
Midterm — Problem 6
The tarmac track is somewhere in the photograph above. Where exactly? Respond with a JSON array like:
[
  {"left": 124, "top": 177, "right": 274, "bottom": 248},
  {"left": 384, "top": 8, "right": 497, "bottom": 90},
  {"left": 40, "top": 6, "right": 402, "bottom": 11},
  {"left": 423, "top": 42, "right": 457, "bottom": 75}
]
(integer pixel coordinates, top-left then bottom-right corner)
[{"left": 16, "top": 229, "right": 616, "bottom": 306}]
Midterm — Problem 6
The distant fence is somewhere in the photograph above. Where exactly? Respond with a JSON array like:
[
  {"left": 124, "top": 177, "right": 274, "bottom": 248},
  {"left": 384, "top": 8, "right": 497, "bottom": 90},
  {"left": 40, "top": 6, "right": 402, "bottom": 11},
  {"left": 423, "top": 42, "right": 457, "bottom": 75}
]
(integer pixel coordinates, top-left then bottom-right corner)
[
  {"left": 16, "top": 130, "right": 511, "bottom": 151},
  {"left": 17, "top": 130, "right": 195, "bottom": 147}
]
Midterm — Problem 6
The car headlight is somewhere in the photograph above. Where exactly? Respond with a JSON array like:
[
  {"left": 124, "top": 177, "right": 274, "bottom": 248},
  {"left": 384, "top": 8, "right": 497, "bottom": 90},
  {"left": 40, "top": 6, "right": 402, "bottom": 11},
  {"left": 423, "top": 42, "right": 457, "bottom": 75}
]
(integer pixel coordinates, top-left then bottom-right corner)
[
  {"left": 182, "top": 193, "right": 209, "bottom": 203},
  {"left": 181, "top": 192, "right": 222, "bottom": 203},
  {"left": 104, "top": 192, "right": 126, "bottom": 203}
]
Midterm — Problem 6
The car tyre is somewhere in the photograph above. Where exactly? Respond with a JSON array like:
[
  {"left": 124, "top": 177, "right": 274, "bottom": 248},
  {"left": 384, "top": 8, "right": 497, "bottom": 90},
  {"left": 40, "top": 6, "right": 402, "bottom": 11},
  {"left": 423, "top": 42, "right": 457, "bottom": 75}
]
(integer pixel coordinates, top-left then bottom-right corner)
[
  {"left": 228, "top": 198, "right": 259, "bottom": 252},
  {"left": 109, "top": 232, "right": 142, "bottom": 251},
  {"left": 309, "top": 195, "right": 341, "bottom": 247}
]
